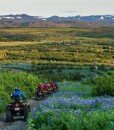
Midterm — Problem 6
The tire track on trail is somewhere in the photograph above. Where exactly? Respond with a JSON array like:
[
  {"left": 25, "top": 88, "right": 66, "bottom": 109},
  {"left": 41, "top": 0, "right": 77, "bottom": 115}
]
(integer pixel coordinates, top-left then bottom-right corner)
[{"left": 0, "top": 99, "right": 39, "bottom": 130}]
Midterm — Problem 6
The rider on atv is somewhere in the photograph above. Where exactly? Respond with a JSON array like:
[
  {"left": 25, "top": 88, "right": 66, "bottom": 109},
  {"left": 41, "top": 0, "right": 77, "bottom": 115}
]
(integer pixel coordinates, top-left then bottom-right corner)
[
  {"left": 11, "top": 87, "right": 25, "bottom": 102},
  {"left": 6, "top": 87, "right": 30, "bottom": 122}
]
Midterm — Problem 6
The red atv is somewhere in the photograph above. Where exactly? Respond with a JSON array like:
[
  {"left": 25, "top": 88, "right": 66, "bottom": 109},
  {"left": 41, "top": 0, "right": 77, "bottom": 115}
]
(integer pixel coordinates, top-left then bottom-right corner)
[
  {"left": 6, "top": 96, "right": 30, "bottom": 122},
  {"left": 49, "top": 82, "right": 58, "bottom": 92},
  {"left": 46, "top": 83, "right": 53, "bottom": 95},
  {"left": 35, "top": 82, "right": 58, "bottom": 100},
  {"left": 35, "top": 84, "right": 48, "bottom": 100}
]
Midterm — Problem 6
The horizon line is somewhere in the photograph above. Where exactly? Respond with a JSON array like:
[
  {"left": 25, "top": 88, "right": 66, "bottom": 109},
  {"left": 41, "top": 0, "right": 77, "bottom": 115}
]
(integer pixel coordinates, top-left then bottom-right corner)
[{"left": 0, "top": 13, "right": 114, "bottom": 18}]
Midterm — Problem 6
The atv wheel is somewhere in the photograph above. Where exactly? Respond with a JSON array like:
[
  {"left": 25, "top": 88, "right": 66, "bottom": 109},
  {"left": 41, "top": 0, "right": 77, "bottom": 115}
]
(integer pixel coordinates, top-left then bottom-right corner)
[
  {"left": 35, "top": 95, "right": 38, "bottom": 100},
  {"left": 42, "top": 93, "right": 47, "bottom": 99},
  {"left": 53, "top": 89, "right": 55, "bottom": 92},
  {"left": 6, "top": 111, "right": 13, "bottom": 122},
  {"left": 24, "top": 106, "right": 30, "bottom": 121}
]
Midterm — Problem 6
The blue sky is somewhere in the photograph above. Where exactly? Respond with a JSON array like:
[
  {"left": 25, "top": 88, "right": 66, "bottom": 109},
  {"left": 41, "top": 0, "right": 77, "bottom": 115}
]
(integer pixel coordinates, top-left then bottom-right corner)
[{"left": 0, "top": 0, "right": 114, "bottom": 17}]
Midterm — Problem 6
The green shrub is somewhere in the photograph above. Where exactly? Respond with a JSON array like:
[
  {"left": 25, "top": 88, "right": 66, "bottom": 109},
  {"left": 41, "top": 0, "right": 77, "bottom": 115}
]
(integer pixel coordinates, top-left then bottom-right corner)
[
  {"left": 0, "top": 70, "right": 41, "bottom": 113},
  {"left": 92, "top": 73, "right": 114, "bottom": 96},
  {"left": 98, "top": 64, "right": 106, "bottom": 71},
  {"left": 72, "top": 72, "right": 82, "bottom": 81},
  {"left": 28, "top": 111, "right": 114, "bottom": 130}
]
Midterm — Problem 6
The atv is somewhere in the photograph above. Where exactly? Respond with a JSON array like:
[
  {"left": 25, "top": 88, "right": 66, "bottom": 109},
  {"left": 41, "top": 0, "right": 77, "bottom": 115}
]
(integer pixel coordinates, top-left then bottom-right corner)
[
  {"left": 6, "top": 97, "right": 30, "bottom": 122},
  {"left": 52, "top": 84, "right": 58, "bottom": 92},
  {"left": 47, "top": 82, "right": 58, "bottom": 93},
  {"left": 35, "top": 90, "right": 47, "bottom": 100},
  {"left": 46, "top": 85, "right": 53, "bottom": 95}
]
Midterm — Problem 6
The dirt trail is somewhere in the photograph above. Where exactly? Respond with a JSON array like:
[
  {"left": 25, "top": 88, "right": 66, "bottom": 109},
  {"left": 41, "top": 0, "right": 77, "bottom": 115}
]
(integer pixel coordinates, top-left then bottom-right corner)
[{"left": 0, "top": 99, "right": 38, "bottom": 130}]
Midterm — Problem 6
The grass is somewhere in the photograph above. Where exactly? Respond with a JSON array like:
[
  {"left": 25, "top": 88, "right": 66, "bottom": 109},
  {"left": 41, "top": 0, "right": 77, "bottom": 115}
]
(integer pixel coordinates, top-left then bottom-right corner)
[
  {"left": 0, "top": 27, "right": 113, "bottom": 66},
  {"left": 0, "top": 27, "right": 114, "bottom": 129},
  {"left": 0, "top": 70, "right": 42, "bottom": 113},
  {"left": 28, "top": 73, "right": 114, "bottom": 130}
]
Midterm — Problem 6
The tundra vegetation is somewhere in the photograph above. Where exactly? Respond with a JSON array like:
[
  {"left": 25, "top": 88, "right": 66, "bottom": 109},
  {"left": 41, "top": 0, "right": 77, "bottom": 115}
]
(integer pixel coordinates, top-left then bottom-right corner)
[
  {"left": 28, "top": 72, "right": 114, "bottom": 130},
  {"left": 0, "top": 71, "right": 42, "bottom": 113},
  {"left": 0, "top": 27, "right": 114, "bottom": 129},
  {"left": 0, "top": 27, "right": 113, "bottom": 66}
]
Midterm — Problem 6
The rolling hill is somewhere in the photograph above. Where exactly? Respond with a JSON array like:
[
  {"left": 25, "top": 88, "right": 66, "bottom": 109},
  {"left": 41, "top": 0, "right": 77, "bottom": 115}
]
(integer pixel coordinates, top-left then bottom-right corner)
[{"left": 0, "top": 14, "right": 114, "bottom": 27}]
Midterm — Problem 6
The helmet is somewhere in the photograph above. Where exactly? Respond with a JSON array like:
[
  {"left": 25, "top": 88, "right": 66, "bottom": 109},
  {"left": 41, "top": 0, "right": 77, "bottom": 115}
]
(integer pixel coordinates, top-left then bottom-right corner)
[
  {"left": 54, "top": 81, "right": 57, "bottom": 84},
  {"left": 15, "top": 87, "right": 20, "bottom": 91}
]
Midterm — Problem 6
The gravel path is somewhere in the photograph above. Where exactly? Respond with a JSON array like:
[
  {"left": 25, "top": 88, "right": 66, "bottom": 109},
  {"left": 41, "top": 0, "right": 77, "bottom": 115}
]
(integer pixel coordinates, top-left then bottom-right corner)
[{"left": 0, "top": 99, "right": 38, "bottom": 130}]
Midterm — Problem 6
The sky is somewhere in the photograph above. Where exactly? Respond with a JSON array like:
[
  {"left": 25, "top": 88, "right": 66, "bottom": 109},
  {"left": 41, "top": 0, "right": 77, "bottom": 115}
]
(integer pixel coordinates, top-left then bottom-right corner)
[{"left": 0, "top": 0, "right": 114, "bottom": 17}]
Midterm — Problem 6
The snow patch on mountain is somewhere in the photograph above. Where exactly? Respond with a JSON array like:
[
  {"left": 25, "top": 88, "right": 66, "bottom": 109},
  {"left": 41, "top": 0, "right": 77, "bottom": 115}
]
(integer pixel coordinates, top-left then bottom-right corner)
[
  {"left": 3, "top": 17, "right": 14, "bottom": 19},
  {"left": 100, "top": 16, "right": 104, "bottom": 20},
  {"left": 17, "top": 17, "right": 22, "bottom": 19},
  {"left": 42, "top": 18, "right": 46, "bottom": 21}
]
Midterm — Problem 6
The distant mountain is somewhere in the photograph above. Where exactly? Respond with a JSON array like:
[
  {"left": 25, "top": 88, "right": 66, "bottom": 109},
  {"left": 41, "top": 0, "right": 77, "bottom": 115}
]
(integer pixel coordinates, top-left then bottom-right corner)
[
  {"left": 0, "top": 14, "right": 114, "bottom": 27},
  {"left": 47, "top": 15, "right": 114, "bottom": 22}
]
